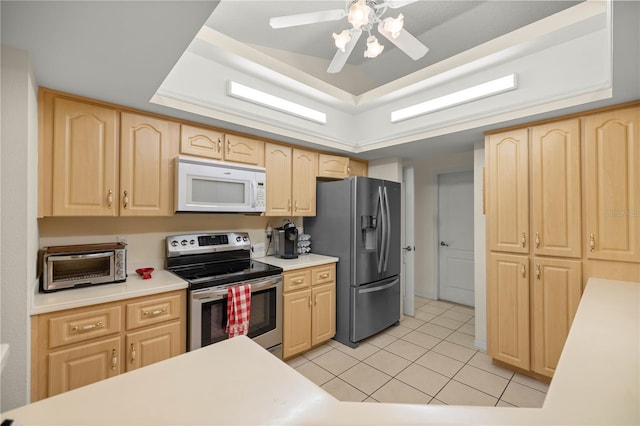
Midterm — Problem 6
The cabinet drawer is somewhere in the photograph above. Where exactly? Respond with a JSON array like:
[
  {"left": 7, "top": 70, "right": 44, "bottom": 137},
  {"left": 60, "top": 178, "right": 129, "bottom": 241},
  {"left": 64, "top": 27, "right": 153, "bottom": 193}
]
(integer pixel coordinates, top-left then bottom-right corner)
[
  {"left": 312, "top": 265, "right": 335, "bottom": 286},
  {"left": 126, "top": 293, "right": 182, "bottom": 331},
  {"left": 48, "top": 306, "right": 122, "bottom": 349},
  {"left": 284, "top": 270, "right": 311, "bottom": 292}
]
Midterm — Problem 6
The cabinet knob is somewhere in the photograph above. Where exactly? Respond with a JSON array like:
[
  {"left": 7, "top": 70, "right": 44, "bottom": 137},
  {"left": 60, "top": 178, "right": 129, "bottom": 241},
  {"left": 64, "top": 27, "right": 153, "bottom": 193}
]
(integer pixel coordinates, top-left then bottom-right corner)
[
  {"left": 521, "top": 232, "right": 527, "bottom": 248},
  {"left": 130, "top": 343, "right": 136, "bottom": 364},
  {"left": 111, "top": 348, "right": 118, "bottom": 370},
  {"left": 535, "top": 232, "right": 540, "bottom": 249},
  {"left": 123, "top": 190, "right": 129, "bottom": 209},
  {"left": 107, "top": 189, "right": 113, "bottom": 208},
  {"left": 217, "top": 138, "right": 222, "bottom": 153},
  {"left": 589, "top": 233, "right": 596, "bottom": 252},
  {"left": 535, "top": 264, "right": 541, "bottom": 280},
  {"left": 226, "top": 140, "right": 231, "bottom": 155}
]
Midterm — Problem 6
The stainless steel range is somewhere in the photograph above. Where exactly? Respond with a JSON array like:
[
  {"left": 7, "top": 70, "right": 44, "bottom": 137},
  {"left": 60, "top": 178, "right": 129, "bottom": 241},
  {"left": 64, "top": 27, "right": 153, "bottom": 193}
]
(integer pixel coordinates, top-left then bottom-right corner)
[{"left": 166, "top": 232, "right": 283, "bottom": 356}]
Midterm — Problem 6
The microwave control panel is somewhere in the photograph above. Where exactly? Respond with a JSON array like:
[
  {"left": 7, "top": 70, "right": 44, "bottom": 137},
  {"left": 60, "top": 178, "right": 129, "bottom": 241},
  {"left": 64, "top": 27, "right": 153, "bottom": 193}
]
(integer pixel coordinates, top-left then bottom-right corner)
[{"left": 255, "top": 181, "right": 265, "bottom": 209}]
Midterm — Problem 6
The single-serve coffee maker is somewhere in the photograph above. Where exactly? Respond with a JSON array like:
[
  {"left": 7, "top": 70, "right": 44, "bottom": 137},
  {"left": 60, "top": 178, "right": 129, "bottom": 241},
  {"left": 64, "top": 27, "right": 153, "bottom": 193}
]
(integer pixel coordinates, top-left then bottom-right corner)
[{"left": 275, "top": 220, "right": 299, "bottom": 259}]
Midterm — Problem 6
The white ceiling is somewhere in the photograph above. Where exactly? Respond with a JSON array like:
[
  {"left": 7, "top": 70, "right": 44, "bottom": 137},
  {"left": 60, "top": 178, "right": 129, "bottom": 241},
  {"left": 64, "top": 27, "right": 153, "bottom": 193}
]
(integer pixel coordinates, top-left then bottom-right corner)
[
  {"left": 206, "top": 0, "right": 579, "bottom": 95},
  {"left": 2, "top": 1, "right": 637, "bottom": 161}
]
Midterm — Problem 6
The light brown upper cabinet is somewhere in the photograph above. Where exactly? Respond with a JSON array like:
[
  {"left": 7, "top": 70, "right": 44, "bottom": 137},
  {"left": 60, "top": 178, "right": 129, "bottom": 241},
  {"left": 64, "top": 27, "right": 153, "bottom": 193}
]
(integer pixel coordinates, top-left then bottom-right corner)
[
  {"left": 348, "top": 159, "right": 368, "bottom": 177},
  {"left": 264, "top": 143, "right": 317, "bottom": 216},
  {"left": 49, "top": 96, "right": 119, "bottom": 216},
  {"left": 179, "top": 125, "right": 264, "bottom": 167},
  {"left": 530, "top": 119, "right": 582, "bottom": 258},
  {"left": 41, "top": 90, "right": 178, "bottom": 217},
  {"left": 318, "top": 154, "right": 349, "bottom": 179},
  {"left": 487, "top": 128, "right": 530, "bottom": 254},
  {"left": 583, "top": 107, "right": 640, "bottom": 263},
  {"left": 120, "top": 112, "right": 178, "bottom": 216}
]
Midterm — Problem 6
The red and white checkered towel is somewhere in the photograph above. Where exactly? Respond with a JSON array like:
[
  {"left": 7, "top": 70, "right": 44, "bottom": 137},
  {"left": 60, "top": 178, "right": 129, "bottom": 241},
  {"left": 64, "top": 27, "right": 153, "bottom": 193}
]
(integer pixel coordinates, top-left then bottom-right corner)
[{"left": 226, "top": 284, "right": 251, "bottom": 338}]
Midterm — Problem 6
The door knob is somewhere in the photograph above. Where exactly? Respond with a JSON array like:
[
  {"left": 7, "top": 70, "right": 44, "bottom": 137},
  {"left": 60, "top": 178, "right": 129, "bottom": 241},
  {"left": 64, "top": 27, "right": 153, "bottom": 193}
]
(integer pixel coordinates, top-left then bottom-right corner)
[
  {"left": 440, "top": 242, "right": 449, "bottom": 247},
  {"left": 403, "top": 246, "right": 413, "bottom": 252}
]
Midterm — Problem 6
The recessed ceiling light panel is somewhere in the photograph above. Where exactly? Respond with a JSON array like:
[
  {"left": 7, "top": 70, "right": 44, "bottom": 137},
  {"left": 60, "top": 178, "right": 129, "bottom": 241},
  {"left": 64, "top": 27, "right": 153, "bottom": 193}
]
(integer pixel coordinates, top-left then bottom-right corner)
[{"left": 391, "top": 74, "right": 518, "bottom": 123}]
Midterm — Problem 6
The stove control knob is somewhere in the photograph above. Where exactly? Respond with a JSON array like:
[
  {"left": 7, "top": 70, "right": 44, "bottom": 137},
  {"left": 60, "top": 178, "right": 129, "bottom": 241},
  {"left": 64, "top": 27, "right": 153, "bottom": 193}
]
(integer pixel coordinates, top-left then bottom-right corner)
[
  {"left": 236, "top": 236, "right": 242, "bottom": 242},
  {"left": 170, "top": 240, "right": 178, "bottom": 247},
  {"left": 181, "top": 240, "right": 188, "bottom": 246},
  {"left": 190, "top": 239, "right": 195, "bottom": 245},
  {"left": 243, "top": 236, "right": 249, "bottom": 242}
]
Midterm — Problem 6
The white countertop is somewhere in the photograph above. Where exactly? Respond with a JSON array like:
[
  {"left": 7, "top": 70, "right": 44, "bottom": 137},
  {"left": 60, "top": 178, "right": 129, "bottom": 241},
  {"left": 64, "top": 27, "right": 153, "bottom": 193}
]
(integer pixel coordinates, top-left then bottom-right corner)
[
  {"left": 256, "top": 254, "right": 338, "bottom": 271},
  {"left": 31, "top": 270, "right": 188, "bottom": 315},
  {"left": 7, "top": 277, "right": 638, "bottom": 425}
]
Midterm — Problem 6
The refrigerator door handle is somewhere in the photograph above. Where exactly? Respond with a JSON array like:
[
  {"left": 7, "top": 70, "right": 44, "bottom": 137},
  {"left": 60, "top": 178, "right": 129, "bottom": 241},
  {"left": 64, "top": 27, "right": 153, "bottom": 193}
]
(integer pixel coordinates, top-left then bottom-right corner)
[
  {"left": 383, "top": 186, "right": 391, "bottom": 272},
  {"left": 377, "top": 186, "right": 386, "bottom": 274},
  {"left": 357, "top": 278, "right": 398, "bottom": 294}
]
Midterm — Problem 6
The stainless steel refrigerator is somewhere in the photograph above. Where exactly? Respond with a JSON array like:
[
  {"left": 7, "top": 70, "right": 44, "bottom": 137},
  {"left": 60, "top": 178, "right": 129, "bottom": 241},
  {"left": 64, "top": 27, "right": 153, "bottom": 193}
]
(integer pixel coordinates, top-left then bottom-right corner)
[{"left": 304, "top": 176, "right": 401, "bottom": 348}]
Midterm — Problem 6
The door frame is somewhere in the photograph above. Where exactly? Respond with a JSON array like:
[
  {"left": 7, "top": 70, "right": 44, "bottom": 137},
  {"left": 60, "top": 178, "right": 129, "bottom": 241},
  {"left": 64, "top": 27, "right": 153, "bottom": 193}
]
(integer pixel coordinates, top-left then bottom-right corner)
[
  {"left": 402, "top": 166, "right": 415, "bottom": 317},
  {"left": 434, "top": 168, "right": 474, "bottom": 303}
]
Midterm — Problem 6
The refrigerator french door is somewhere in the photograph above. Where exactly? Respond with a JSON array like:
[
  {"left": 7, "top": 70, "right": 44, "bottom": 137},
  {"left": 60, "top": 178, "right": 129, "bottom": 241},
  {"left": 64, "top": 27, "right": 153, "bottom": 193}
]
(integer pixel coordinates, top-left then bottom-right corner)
[{"left": 305, "top": 176, "right": 401, "bottom": 347}]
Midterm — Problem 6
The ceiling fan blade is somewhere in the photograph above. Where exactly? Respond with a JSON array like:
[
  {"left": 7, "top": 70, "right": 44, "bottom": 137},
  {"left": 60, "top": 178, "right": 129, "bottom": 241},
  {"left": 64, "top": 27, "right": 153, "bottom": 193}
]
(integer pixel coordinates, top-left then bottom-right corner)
[
  {"left": 377, "top": 24, "right": 428, "bottom": 60},
  {"left": 269, "top": 9, "right": 346, "bottom": 29},
  {"left": 377, "top": 0, "right": 419, "bottom": 9},
  {"left": 327, "top": 29, "right": 362, "bottom": 74}
]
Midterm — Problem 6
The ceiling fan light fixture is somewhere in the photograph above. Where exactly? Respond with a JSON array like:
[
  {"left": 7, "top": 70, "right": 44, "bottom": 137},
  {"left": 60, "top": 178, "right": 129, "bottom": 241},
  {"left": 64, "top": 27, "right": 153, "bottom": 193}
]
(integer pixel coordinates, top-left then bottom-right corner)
[
  {"left": 333, "top": 30, "right": 352, "bottom": 52},
  {"left": 347, "top": 0, "right": 371, "bottom": 30},
  {"left": 383, "top": 13, "right": 404, "bottom": 38},
  {"left": 364, "top": 35, "right": 384, "bottom": 58}
]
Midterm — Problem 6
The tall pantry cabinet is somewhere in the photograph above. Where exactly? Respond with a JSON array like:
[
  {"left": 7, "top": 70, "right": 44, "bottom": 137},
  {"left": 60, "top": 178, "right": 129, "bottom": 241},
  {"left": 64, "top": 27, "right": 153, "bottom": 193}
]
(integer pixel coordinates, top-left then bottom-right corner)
[{"left": 485, "top": 104, "right": 640, "bottom": 379}]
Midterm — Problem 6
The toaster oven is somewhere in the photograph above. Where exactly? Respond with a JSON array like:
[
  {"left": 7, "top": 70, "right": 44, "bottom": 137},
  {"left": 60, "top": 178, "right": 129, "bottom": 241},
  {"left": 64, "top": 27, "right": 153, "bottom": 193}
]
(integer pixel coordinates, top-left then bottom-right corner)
[{"left": 40, "top": 243, "right": 127, "bottom": 292}]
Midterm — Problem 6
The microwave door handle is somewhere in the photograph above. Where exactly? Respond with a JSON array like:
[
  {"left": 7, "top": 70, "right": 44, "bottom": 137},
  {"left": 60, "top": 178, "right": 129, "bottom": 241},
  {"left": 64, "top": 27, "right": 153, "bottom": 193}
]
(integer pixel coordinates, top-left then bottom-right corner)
[
  {"left": 48, "top": 252, "right": 113, "bottom": 261},
  {"left": 250, "top": 180, "right": 255, "bottom": 208}
]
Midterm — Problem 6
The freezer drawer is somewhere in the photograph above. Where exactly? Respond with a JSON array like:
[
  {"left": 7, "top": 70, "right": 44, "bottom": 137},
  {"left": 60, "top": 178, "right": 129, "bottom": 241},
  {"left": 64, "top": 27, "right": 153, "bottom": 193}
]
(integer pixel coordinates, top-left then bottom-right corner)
[{"left": 350, "top": 276, "right": 400, "bottom": 342}]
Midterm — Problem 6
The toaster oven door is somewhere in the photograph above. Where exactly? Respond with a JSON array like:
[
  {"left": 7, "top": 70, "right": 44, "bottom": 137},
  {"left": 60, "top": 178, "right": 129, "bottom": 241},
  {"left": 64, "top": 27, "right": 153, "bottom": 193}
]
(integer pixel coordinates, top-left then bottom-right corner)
[{"left": 45, "top": 252, "right": 115, "bottom": 291}]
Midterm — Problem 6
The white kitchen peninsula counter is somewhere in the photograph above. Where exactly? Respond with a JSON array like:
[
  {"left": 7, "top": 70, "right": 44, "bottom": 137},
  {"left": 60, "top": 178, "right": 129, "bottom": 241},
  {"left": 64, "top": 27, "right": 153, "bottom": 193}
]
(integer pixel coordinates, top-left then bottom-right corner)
[
  {"left": 6, "top": 277, "right": 637, "bottom": 425},
  {"left": 256, "top": 253, "right": 338, "bottom": 270},
  {"left": 32, "top": 269, "right": 188, "bottom": 315}
]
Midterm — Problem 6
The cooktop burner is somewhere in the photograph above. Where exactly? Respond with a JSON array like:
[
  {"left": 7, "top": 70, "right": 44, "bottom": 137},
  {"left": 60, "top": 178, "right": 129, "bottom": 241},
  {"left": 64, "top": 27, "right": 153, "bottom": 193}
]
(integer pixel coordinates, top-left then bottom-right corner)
[{"left": 165, "top": 232, "right": 282, "bottom": 290}]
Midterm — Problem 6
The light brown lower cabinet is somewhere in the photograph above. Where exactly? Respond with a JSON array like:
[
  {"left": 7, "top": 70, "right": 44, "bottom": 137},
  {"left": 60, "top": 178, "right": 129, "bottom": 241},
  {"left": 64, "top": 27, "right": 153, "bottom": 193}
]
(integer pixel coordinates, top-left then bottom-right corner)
[
  {"left": 282, "top": 264, "right": 336, "bottom": 359},
  {"left": 32, "top": 290, "right": 186, "bottom": 401}
]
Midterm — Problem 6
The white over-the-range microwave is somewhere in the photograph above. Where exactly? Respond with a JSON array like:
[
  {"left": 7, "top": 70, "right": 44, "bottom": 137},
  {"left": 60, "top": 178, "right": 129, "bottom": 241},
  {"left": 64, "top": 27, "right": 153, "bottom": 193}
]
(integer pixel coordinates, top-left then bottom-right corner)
[{"left": 175, "top": 156, "right": 266, "bottom": 213}]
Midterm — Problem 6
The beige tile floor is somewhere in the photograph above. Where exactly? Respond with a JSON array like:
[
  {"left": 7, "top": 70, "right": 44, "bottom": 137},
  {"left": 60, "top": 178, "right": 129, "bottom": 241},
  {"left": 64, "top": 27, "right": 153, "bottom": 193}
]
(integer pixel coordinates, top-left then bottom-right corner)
[{"left": 286, "top": 296, "right": 549, "bottom": 407}]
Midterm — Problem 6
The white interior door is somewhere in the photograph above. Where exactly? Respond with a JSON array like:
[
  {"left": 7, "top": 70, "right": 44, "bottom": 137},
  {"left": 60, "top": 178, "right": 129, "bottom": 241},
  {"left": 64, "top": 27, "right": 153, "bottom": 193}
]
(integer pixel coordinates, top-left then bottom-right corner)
[
  {"left": 402, "top": 166, "right": 415, "bottom": 316},
  {"left": 438, "top": 171, "right": 475, "bottom": 306}
]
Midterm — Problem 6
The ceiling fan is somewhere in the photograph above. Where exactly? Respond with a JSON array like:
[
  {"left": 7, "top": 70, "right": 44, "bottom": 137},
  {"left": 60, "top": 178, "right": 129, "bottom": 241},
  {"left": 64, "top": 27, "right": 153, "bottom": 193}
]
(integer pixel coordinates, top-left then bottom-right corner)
[{"left": 269, "top": 0, "right": 429, "bottom": 74}]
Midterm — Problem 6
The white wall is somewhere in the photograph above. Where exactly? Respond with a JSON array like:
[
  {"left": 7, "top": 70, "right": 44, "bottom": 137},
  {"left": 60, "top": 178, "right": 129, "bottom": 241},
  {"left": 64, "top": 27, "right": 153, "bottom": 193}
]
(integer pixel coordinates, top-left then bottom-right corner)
[
  {"left": 407, "top": 151, "right": 474, "bottom": 300},
  {"left": 368, "top": 157, "right": 402, "bottom": 183},
  {"left": 1, "top": 46, "right": 39, "bottom": 411},
  {"left": 473, "top": 143, "right": 487, "bottom": 351}
]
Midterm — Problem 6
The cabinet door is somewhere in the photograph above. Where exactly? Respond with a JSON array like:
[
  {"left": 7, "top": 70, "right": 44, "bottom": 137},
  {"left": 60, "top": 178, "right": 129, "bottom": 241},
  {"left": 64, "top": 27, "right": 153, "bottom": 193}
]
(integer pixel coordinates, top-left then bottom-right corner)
[
  {"left": 51, "top": 97, "right": 118, "bottom": 216},
  {"left": 125, "top": 321, "right": 184, "bottom": 371},
  {"left": 224, "top": 134, "right": 264, "bottom": 166},
  {"left": 292, "top": 149, "right": 318, "bottom": 216},
  {"left": 531, "top": 119, "right": 582, "bottom": 258},
  {"left": 265, "top": 143, "right": 292, "bottom": 216},
  {"left": 348, "top": 159, "right": 368, "bottom": 177},
  {"left": 318, "top": 154, "right": 349, "bottom": 179},
  {"left": 486, "top": 129, "right": 530, "bottom": 254},
  {"left": 180, "top": 124, "right": 223, "bottom": 160},
  {"left": 531, "top": 258, "right": 582, "bottom": 377},
  {"left": 311, "top": 283, "right": 336, "bottom": 346},
  {"left": 48, "top": 336, "right": 121, "bottom": 397},
  {"left": 120, "top": 112, "right": 178, "bottom": 216},
  {"left": 283, "top": 289, "right": 312, "bottom": 359},
  {"left": 487, "top": 253, "right": 530, "bottom": 369},
  {"left": 584, "top": 107, "right": 640, "bottom": 262}
]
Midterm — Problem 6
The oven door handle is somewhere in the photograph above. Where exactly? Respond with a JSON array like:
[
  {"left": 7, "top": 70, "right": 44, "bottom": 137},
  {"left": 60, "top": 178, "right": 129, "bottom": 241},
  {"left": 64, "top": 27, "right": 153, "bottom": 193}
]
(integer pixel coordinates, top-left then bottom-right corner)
[{"left": 250, "top": 276, "right": 282, "bottom": 291}]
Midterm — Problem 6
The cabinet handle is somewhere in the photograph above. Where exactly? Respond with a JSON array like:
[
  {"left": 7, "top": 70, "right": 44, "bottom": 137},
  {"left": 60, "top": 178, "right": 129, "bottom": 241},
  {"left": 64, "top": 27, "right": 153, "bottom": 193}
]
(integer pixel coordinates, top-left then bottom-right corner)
[
  {"left": 111, "top": 349, "right": 117, "bottom": 370},
  {"left": 123, "top": 190, "right": 129, "bottom": 209},
  {"left": 143, "top": 307, "right": 167, "bottom": 317},
  {"left": 535, "top": 232, "right": 540, "bottom": 249},
  {"left": 314, "top": 295, "right": 318, "bottom": 306},
  {"left": 347, "top": 166, "right": 351, "bottom": 175},
  {"left": 589, "top": 233, "right": 596, "bottom": 252},
  {"left": 71, "top": 321, "right": 103, "bottom": 332},
  {"left": 107, "top": 189, "right": 113, "bottom": 208},
  {"left": 293, "top": 278, "right": 304, "bottom": 284},
  {"left": 536, "top": 264, "right": 541, "bottom": 280},
  {"left": 308, "top": 296, "right": 312, "bottom": 307},
  {"left": 319, "top": 273, "right": 329, "bottom": 279},
  {"left": 521, "top": 232, "right": 527, "bottom": 248},
  {"left": 226, "top": 140, "right": 231, "bottom": 155},
  {"left": 521, "top": 263, "right": 526, "bottom": 278},
  {"left": 217, "top": 138, "right": 222, "bottom": 153},
  {"left": 130, "top": 343, "right": 136, "bottom": 364}
]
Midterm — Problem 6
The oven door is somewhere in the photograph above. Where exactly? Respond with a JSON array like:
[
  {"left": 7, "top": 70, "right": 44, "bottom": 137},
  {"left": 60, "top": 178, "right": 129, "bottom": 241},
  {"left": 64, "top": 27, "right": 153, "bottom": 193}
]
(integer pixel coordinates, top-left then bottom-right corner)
[{"left": 189, "top": 275, "right": 282, "bottom": 355}]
